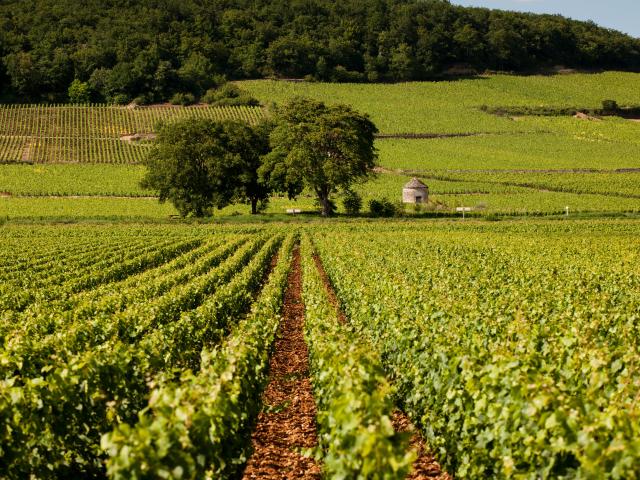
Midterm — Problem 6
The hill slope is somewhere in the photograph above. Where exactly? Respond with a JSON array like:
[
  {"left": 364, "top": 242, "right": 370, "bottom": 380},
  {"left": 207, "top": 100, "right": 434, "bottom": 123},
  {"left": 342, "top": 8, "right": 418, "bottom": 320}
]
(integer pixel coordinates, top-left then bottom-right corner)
[{"left": 1, "top": 0, "right": 639, "bottom": 103}]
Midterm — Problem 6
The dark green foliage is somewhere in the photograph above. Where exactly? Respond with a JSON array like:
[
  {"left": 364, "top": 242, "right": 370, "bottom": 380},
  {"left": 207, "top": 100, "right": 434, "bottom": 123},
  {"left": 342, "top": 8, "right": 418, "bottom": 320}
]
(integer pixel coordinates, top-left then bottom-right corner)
[
  {"left": 0, "top": 0, "right": 639, "bottom": 102},
  {"left": 169, "top": 92, "right": 197, "bottom": 106},
  {"left": 368, "top": 198, "right": 396, "bottom": 217},
  {"left": 342, "top": 189, "right": 362, "bottom": 215},
  {"left": 140, "top": 119, "right": 273, "bottom": 217},
  {"left": 602, "top": 99, "right": 619, "bottom": 112},
  {"left": 261, "top": 97, "right": 378, "bottom": 216},
  {"left": 202, "top": 83, "right": 259, "bottom": 107},
  {"left": 481, "top": 102, "right": 640, "bottom": 117}
]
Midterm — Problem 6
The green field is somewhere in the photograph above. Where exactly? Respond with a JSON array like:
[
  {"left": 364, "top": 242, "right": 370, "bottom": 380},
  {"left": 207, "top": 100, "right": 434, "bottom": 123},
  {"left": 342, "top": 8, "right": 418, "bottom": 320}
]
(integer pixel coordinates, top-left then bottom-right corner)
[
  {"left": 0, "top": 164, "right": 149, "bottom": 196},
  {"left": 241, "top": 73, "right": 640, "bottom": 134},
  {"left": 312, "top": 219, "right": 640, "bottom": 478},
  {"left": 1, "top": 73, "right": 640, "bottom": 218},
  {"left": 1, "top": 219, "right": 639, "bottom": 477},
  {"left": 0, "top": 104, "right": 264, "bottom": 164},
  {"left": 2, "top": 73, "right": 640, "bottom": 478}
]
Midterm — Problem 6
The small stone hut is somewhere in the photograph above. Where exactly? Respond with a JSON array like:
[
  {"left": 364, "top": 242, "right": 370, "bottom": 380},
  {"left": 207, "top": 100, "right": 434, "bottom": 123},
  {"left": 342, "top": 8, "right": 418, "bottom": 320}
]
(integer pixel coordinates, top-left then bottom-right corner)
[{"left": 402, "top": 177, "right": 429, "bottom": 204}]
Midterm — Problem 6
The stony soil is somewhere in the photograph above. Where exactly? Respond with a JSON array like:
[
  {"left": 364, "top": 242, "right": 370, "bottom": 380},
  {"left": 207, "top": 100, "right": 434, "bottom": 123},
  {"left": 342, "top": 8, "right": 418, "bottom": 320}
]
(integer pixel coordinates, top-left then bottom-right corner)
[{"left": 242, "top": 247, "right": 322, "bottom": 479}]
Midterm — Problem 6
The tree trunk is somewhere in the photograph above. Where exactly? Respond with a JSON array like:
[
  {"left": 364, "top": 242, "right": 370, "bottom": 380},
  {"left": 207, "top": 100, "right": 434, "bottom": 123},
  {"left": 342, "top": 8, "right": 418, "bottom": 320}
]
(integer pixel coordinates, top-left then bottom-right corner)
[
  {"left": 251, "top": 197, "right": 258, "bottom": 215},
  {"left": 319, "top": 194, "right": 331, "bottom": 217}
]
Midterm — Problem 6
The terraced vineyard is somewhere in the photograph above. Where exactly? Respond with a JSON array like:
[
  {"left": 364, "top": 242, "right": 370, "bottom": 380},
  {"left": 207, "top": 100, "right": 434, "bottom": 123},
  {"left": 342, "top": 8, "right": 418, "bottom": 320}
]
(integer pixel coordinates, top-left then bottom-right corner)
[{"left": 0, "top": 104, "right": 264, "bottom": 163}]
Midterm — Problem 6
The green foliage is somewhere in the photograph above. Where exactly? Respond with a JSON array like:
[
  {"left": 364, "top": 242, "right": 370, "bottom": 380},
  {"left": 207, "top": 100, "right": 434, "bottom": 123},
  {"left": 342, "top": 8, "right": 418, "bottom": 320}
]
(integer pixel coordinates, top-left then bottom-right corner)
[
  {"left": 368, "top": 198, "right": 396, "bottom": 217},
  {"left": 111, "top": 93, "right": 130, "bottom": 105},
  {"left": 342, "top": 189, "right": 362, "bottom": 215},
  {"left": 140, "top": 119, "right": 272, "bottom": 217},
  {"left": 67, "top": 79, "right": 91, "bottom": 103},
  {"left": 1, "top": 0, "right": 639, "bottom": 101},
  {"left": 169, "top": 92, "right": 196, "bottom": 106},
  {"left": 177, "top": 53, "right": 216, "bottom": 97},
  {"left": 262, "top": 97, "right": 378, "bottom": 216},
  {"left": 2, "top": 220, "right": 640, "bottom": 478},
  {"left": 102, "top": 234, "right": 291, "bottom": 479},
  {"left": 300, "top": 236, "right": 414, "bottom": 478},
  {"left": 312, "top": 221, "right": 640, "bottom": 479},
  {"left": 602, "top": 99, "right": 619, "bottom": 112},
  {"left": 202, "top": 84, "right": 260, "bottom": 107},
  {"left": 0, "top": 229, "right": 286, "bottom": 476}
]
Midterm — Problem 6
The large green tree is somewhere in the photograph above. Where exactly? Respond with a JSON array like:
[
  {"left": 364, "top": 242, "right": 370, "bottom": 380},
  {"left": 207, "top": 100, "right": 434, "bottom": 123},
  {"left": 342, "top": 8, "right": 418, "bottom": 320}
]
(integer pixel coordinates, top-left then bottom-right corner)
[
  {"left": 260, "top": 97, "right": 378, "bottom": 216},
  {"left": 141, "top": 118, "right": 272, "bottom": 217}
]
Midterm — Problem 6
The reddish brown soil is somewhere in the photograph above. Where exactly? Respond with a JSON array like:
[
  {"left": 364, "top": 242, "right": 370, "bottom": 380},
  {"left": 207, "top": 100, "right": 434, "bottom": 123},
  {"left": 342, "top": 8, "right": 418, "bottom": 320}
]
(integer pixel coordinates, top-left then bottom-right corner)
[
  {"left": 392, "top": 411, "right": 450, "bottom": 479},
  {"left": 242, "top": 247, "right": 322, "bottom": 479},
  {"left": 312, "top": 251, "right": 450, "bottom": 480}
]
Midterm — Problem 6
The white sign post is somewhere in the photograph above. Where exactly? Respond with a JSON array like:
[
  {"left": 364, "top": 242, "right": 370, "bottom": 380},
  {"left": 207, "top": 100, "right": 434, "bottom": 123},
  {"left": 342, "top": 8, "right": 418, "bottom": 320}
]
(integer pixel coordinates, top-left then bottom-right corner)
[
  {"left": 456, "top": 206, "right": 473, "bottom": 219},
  {"left": 565, "top": 206, "right": 569, "bottom": 217}
]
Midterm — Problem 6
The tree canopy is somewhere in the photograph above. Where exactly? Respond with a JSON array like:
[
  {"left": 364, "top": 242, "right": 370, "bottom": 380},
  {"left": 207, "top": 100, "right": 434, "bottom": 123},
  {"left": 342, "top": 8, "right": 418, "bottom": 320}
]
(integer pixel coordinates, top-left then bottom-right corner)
[
  {"left": 141, "top": 119, "right": 272, "bottom": 217},
  {"left": 261, "top": 97, "right": 378, "bottom": 216},
  {"left": 0, "top": 0, "right": 639, "bottom": 103}
]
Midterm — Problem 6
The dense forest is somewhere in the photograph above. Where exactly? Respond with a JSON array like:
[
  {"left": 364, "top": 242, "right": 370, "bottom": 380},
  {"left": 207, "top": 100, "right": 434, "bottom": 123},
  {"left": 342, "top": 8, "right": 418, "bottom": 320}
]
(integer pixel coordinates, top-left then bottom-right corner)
[{"left": 1, "top": 0, "right": 639, "bottom": 103}]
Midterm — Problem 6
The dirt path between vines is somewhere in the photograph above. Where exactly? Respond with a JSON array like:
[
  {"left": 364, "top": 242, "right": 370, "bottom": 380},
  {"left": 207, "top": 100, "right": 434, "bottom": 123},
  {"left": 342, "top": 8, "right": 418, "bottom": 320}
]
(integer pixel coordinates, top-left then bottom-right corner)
[
  {"left": 393, "top": 412, "right": 451, "bottom": 479},
  {"left": 312, "top": 251, "right": 449, "bottom": 479},
  {"left": 242, "top": 246, "right": 322, "bottom": 479}
]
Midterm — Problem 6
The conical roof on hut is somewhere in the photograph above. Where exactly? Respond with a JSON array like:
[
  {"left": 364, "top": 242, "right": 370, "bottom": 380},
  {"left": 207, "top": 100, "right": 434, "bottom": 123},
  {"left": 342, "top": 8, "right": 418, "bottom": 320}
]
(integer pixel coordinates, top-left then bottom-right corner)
[{"left": 403, "top": 177, "right": 428, "bottom": 190}]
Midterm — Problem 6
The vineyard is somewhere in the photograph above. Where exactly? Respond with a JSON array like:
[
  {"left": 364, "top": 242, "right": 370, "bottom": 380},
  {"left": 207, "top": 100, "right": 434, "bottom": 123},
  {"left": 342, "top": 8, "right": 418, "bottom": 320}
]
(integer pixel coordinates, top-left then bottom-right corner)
[
  {"left": 0, "top": 225, "right": 291, "bottom": 477},
  {"left": 238, "top": 74, "right": 640, "bottom": 215},
  {"left": 311, "top": 220, "right": 640, "bottom": 478},
  {"left": 0, "top": 104, "right": 264, "bottom": 164},
  {"left": 1, "top": 74, "right": 640, "bottom": 217},
  {"left": 241, "top": 73, "right": 640, "bottom": 135},
  {"left": 0, "top": 220, "right": 638, "bottom": 478}
]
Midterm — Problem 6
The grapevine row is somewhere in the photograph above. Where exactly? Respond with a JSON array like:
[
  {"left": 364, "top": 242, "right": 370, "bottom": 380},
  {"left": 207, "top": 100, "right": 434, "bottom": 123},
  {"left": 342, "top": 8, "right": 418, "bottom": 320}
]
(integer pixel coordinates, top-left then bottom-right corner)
[
  {"left": 300, "top": 235, "right": 414, "bottom": 477},
  {"left": 0, "top": 234, "right": 279, "bottom": 477},
  {"left": 313, "top": 226, "right": 640, "bottom": 478},
  {"left": 0, "top": 104, "right": 265, "bottom": 164}
]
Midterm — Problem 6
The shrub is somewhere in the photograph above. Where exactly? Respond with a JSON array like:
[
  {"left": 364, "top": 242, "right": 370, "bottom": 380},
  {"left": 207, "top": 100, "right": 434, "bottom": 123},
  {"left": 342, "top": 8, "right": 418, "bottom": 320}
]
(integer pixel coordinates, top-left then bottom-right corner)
[
  {"left": 68, "top": 79, "right": 91, "bottom": 104},
  {"left": 203, "top": 84, "right": 259, "bottom": 107},
  {"left": 331, "top": 66, "right": 365, "bottom": 83},
  {"left": 170, "top": 92, "right": 196, "bottom": 106},
  {"left": 132, "top": 94, "right": 154, "bottom": 106},
  {"left": 368, "top": 198, "right": 396, "bottom": 217},
  {"left": 342, "top": 190, "right": 362, "bottom": 215},
  {"left": 602, "top": 99, "right": 619, "bottom": 112},
  {"left": 111, "top": 93, "right": 130, "bottom": 105}
]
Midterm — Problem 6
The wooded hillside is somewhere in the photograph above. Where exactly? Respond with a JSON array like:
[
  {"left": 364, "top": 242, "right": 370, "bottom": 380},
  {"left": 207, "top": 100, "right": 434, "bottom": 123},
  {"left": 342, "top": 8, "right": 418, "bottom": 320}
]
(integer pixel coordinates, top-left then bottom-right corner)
[{"left": 1, "top": 0, "right": 639, "bottom": 103}]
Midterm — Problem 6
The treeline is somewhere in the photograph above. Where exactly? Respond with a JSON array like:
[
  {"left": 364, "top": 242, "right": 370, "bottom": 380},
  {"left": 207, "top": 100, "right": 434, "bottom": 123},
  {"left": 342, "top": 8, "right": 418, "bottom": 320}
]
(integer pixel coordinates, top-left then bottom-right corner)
[{"left": 1, "top": 0, "right": 639, "bottom": 103}]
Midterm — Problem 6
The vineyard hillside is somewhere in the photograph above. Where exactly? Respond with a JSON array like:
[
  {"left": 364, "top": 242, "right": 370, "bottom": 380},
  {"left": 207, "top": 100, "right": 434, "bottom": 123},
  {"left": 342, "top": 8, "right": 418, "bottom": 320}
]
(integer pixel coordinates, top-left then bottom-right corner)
[
  {"left": 0, "top": 104, "right": 264, "bottom": 164},
  {"left": 1, "top": 73, "right": 640, "bottom": 218}
]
